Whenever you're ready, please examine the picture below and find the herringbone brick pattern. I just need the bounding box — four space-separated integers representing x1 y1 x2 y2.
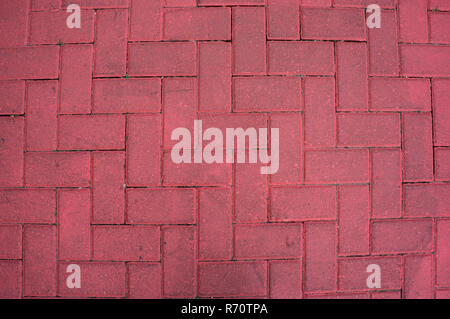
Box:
0 0 449 299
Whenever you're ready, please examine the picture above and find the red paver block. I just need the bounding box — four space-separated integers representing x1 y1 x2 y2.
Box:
128 263 161 299
404 255 433 299
198 42 231 112
0 225 22 259
333 0 396 8
305 150 369 183
0 189 55 223
368 11 399 76
404 184 450 217
60 44 93 114
198 113 267 150
128 42 196 76
269 260 302 299
234 77 301 112
0 261 22 299
0 117 24 187
400 45 450 77
437 220 450 287
93 226 160 261
302 8 366 41
338 257 401 290
31 0 60 10
163 78 196 149
433 79 450 146
371 149 402 219
371 291 401 299
234 224 302 259
165 0 195 6
0 81 25 114
430 0 450 11
270 113 302 184
127 188 195 224
430 12 450 44
232 7 266 75
94 9 127 77
163 152 232 186
164 8 230 40
26 81 57 151
127 115 161 186
271 186 336 221
163 226 196 298
198 262 266 297
369 78 431 111
235 163 267 222
129 0 161 41
198 188 232 260
268 41 334 75
436 148 450 181
58 189 91 260
399 0 428 43
198 112 268 130
30 10 94 44
306 292 370 299
0 46 60 80
93 151 125 224
0 0 28 47
25 151 90 187
267 0 299 40
301 0 331 6
337 113 400 147
24 225 57 296
372 219 432 253
58 262 125 297
199 0 264 5
402 113 433 181
58 114 125 150
62 0 129 9
305 222 336 292
304 77 335 147
336 42 368 110
338 185 369 255
93 78 161 113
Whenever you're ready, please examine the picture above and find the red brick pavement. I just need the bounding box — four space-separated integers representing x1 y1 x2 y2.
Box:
0 0 449 299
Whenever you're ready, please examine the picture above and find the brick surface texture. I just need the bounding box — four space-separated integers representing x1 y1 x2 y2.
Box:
0 0 449 299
